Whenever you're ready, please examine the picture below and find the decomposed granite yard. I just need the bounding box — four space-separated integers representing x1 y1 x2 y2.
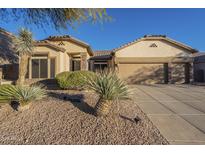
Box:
0 90 168 145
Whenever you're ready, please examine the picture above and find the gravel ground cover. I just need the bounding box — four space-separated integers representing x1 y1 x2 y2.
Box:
0 90 168 145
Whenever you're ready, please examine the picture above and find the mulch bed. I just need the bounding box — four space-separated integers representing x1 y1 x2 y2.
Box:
0 90 168 145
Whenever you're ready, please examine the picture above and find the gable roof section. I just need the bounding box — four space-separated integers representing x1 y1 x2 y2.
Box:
35 40 66 52
113 35 198 54
43 35 93 56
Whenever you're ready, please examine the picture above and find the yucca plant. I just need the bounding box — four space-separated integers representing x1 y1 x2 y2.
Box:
85 71 130 117
14 28 34 85
0 84 47 107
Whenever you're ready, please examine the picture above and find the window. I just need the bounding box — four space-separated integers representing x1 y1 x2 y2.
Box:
31 59 48 78
93 61 108 72
32 59 40 78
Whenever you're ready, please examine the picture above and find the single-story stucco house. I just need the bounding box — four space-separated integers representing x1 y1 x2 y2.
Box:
1 27 205 84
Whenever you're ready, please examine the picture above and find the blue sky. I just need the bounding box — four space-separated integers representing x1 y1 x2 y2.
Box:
1 8 205 51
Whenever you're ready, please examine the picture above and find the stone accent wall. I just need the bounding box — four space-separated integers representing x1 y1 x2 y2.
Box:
80 53 87 70
88 60 94 71
169 63 185 84
190 63 194 83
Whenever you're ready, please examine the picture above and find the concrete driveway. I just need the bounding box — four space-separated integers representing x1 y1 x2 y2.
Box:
131 84 205 144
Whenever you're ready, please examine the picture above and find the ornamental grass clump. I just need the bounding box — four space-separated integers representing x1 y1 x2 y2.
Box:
85 71 130 117
0 84 47 108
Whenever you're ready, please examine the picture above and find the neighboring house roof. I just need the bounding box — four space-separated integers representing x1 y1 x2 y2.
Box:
90 50 113 60
93 50 113 56
35 40 66 52
192 52 205 57
43 35 93 56
0 27 18 65
112 35 198 54
192 52 205 63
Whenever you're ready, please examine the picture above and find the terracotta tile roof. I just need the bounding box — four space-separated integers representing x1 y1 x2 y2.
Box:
144 35 166 38
47 35 71 39
35 40 66 52
90 50 113 60
45 35 90 46
93 50 113 56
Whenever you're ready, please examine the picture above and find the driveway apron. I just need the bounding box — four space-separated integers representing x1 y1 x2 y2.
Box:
131 85 205 144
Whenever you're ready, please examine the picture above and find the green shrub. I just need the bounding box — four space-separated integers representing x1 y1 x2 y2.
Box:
0 84 47 106
56 71 96 89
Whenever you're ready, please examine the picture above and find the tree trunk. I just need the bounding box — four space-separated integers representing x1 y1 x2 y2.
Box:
17 54 29 85
95 99 112 116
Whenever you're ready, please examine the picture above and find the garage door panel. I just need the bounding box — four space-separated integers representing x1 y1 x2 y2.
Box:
118 64 164 84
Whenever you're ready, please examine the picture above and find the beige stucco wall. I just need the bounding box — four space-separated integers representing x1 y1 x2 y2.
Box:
49 40 90 70
33 46 62 74
33 46 60 57
50 40 90 58
115 40 192 58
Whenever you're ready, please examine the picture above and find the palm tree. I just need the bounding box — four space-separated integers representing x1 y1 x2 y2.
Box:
85 71 130 117
14 28 34 85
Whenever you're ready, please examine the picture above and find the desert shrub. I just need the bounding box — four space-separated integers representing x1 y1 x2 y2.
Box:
0 84 47 106
56 71 96 90
85 71 130 116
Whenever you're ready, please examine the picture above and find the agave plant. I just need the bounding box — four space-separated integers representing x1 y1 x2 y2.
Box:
85 71 130 116
0 84 47 107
